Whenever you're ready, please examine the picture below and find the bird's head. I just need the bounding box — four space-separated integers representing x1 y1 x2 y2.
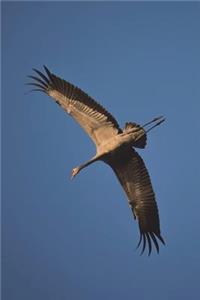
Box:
71 167 80 179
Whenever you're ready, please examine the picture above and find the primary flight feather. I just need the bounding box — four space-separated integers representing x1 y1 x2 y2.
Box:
28 66 165 255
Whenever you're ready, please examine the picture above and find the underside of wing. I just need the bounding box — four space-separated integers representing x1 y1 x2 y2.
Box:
28 66 122 147
105 148 165 255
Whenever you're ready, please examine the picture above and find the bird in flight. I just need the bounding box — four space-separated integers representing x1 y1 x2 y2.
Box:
28 66 165 255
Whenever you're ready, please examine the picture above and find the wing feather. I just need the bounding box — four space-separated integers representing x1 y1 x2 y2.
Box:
28 66 122 147
106 148 165 255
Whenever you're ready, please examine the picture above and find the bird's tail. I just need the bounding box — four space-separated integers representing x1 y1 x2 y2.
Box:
123 122 147 149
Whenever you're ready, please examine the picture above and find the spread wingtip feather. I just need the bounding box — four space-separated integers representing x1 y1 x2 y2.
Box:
136 232 165 256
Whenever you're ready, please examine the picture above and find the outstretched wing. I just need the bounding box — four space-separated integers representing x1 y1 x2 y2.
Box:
106 148 165 255
28 66 122 147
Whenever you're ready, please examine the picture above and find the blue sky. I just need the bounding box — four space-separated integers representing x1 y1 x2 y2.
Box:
2 2 200 300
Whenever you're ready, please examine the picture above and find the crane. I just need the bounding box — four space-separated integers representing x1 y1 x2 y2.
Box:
28 66 165 255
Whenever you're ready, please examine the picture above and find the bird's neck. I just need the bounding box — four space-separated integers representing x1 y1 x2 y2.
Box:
78 155 101 172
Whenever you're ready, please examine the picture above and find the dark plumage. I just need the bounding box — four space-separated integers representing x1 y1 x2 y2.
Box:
28 66 165 255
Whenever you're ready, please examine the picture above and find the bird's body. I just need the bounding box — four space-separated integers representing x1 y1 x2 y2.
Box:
28 66 165 255
97 127 145 155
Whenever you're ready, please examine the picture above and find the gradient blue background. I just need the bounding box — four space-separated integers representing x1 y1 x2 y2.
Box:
2 2 200 300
